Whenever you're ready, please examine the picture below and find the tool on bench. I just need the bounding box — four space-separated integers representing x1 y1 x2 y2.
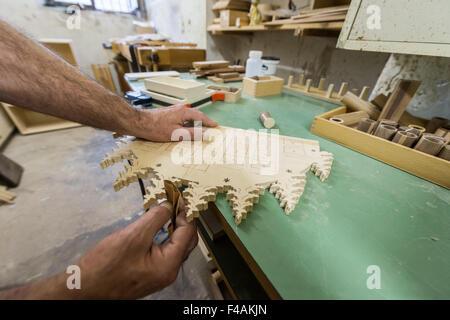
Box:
125 91 153 107
126 91 226 108
185 92 226 108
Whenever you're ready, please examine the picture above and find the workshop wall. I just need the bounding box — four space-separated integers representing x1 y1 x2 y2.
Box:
0 0 136 77
145 0 207 49
371 54 450 120
206 0 390 93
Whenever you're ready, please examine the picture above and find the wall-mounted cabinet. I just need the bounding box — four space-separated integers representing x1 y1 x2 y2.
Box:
337 0 450 57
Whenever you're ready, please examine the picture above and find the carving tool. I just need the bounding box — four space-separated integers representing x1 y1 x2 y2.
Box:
163 180 182 235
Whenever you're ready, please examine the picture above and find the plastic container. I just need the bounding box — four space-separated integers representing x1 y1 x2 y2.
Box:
261 56 280 75
245 50 263 77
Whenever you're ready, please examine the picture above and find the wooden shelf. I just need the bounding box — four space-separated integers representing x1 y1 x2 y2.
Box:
207 21 343 35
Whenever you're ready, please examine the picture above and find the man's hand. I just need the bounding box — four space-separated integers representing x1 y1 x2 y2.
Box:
77 197 197 299
0 198 198 300
134 104 218 142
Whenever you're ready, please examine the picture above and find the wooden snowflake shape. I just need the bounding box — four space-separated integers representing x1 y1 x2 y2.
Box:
100 127 333 225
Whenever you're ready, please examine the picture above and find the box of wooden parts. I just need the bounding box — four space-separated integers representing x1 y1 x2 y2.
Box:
311 106 450 189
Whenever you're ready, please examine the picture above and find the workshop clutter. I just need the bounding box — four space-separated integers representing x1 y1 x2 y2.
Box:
190 60 245 83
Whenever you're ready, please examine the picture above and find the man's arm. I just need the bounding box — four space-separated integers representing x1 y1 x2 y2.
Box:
0 199 198 299
0 20 217 141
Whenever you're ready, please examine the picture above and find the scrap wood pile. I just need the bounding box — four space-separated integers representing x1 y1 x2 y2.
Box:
264 4 349 26
190 60 245 83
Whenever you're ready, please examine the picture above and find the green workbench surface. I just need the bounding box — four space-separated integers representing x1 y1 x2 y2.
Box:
128 75 449 299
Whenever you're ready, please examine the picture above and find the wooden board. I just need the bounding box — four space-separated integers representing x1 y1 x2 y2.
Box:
91 64 116 92
192 60 230 70
100 127 333 225
208 74 245 83
265 13 346 25
39 39 79 67
125 71 180 80
1 39 82 135
378 79 421 122
311 106 450 189
1 103 81 135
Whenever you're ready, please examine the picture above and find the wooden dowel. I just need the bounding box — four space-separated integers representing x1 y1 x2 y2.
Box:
325 84 334 98
337 82 348 96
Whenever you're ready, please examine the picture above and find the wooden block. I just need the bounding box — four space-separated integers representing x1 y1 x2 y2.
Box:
333 111 369 127
193 60 230 70
220 10 250 27
144 76 207 100
243 76 284 97
378 80 421 122
0 154 23 188
341 92 380 120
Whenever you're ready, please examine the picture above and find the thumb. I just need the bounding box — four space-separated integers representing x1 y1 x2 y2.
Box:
137 204 173 247
183 108 218 127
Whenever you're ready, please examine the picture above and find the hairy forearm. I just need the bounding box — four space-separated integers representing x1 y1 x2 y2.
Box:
0 273 81 300
0 20 147 136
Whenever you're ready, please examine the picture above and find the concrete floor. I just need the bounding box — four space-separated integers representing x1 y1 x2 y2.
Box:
0 127 215 299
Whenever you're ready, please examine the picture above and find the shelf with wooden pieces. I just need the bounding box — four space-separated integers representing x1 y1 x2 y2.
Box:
284 74 371 105
100 127 333 225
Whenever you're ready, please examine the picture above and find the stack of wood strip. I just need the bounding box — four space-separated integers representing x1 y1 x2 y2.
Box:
190 60 245 83
0 186 16 204
264 4 349 26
